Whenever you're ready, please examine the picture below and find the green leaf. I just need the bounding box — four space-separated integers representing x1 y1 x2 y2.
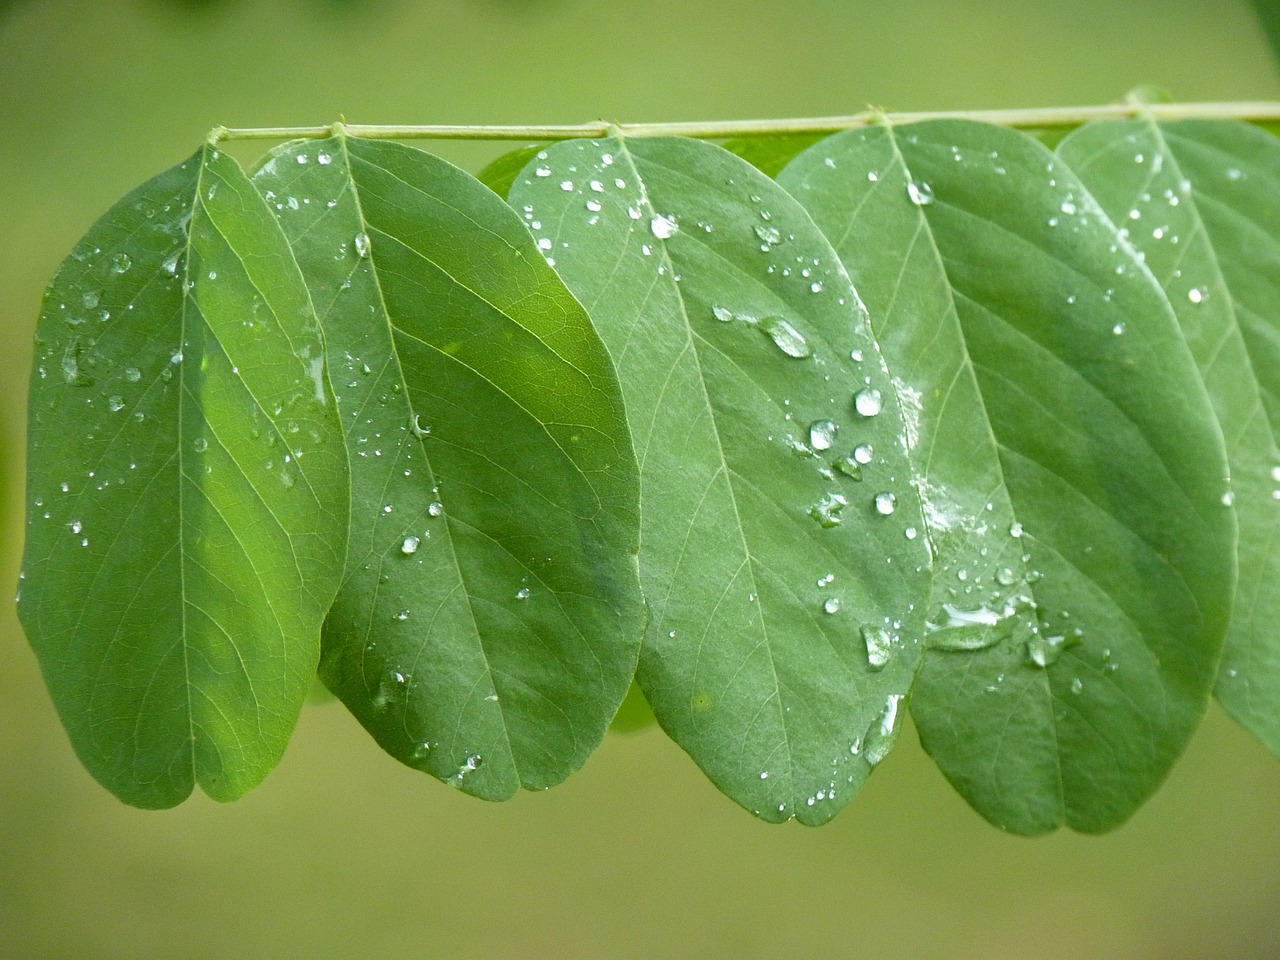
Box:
511 136 932 825
780 121 1236 833
252 133 644 798
476 144 544 199
720 134 826 178
1060 119 1280 757
19 144 349 808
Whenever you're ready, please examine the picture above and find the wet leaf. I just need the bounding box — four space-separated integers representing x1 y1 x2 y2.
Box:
1060 119 1280 759
512 136 931 825
253 133 643 798
19 145 349 808
781 121 1236 833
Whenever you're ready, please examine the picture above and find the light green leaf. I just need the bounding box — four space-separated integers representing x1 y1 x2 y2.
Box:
253 133 644 798
1061 119 1280 757
19 144 349 808
512 136 932 825
476 144 544 199
780 120 1236 833
721 134 827 178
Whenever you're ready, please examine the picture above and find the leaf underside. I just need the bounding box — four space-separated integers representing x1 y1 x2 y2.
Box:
20 115 1280 832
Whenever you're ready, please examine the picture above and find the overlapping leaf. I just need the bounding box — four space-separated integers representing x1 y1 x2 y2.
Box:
511 136 932 824
19 145 349 808
779 120 1237 833
252 133 644 798
1060 119 1280 758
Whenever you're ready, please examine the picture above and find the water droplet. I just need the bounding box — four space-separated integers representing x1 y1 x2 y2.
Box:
1188 286 1205 304
834 457 862 480
110 253 132 274
516 587 531 600
650 214 678 239
754 224 782 245
810 281 824 294
853 388 882 417
874 492 897 515
535 166 551 178
711 305 734 323
862 694 904 766
808 419 837 451
68 520 83 535
1222 490 1235 507
1025 632 1070 668
354 233 371 258
907 181 934 206
862 625 893 670
809 492 848 528
853 443 874 465
995 567 1017 586
410 414 431 438
124 366 141 383
193 437 208 453
758 316 810 358
401 535 420 555
107 395 125 413
428 500 444 517
559 180 574 192
373 670 408 708
393 609 411 622
1009 521 1024 538
823 597 841 615
1071 677 1084 695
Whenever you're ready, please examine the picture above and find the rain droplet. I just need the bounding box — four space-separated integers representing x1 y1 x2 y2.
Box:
107 395 125 413
808 420 837 451
712 305 734 322
996 567 1017 586
862 626 893 670
354 233 371 258
394 609 411 622
823 597 842 615
754 224 782 245
650 214 678 239
758 316 810 358
401 535 420 555
1188 287 1205 304
854 388 882 417
428 501 444 517
862 694 903 767
1071 677 1084 695
853 443 874 464
874 492 897 515
834 457 862 480
110 253 132 274
907 181 934 206
124 367 142 383
193 437 208 453
516 587 531 600
809 492 848 528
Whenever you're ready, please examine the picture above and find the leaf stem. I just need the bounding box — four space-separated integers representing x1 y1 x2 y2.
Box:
212 101 1280 143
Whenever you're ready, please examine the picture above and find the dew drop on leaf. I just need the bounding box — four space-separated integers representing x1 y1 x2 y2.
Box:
427 501 444 517
757 316 810 358
650 213 678 239
853 388 883 417
861 625 894 670
808 419 838 451
907 181 935 206
874 492 897 515
401 535 420 555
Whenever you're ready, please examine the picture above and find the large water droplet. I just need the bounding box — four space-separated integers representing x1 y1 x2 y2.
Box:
862 694 903 766
650 214 678 239
427 501 444 517
401 535 420 555
861 625 894 670
1025 632 1070 668
854 388 882 417
808 420 837 451
354 233 371 258
758 316 810 358
754 224 782 245
834 457 862 480
809 492 848 528
874 492 897 515
712 305 734 323
907 181 935 206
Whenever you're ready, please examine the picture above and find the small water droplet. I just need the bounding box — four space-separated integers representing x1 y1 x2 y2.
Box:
107 395 125 413
110 253 132 274
516 586 531 600
68 520 83 535
834 457 862 480
874 492 897 515
808 419 837 451
907 181 934 206
124 367 142 383
711 305 734 323
823 597 841 615
853 388 882 417
1009 521 1024 538
401 535 420 555
862 694 903 766
193 437 208 453
1188 286 1205 304
428 501 444 517
1071 677 1084 695
354 233 371 258
394 609 411 622
650 213 678 239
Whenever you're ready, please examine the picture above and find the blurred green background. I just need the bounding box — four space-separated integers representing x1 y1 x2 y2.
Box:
4 1 1280 957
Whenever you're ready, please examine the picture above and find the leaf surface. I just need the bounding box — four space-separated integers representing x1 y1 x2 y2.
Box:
20 145 349 808
253 134 643 797
512 136 932 824
780 120 1236 833
1060 119 1280 757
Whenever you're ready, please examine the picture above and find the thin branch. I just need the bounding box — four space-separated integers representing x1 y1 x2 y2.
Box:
212 102 1280 143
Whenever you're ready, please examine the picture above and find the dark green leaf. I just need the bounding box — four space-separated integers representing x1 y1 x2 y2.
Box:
720 134 826 178
780 121 1236 833
253 133 644 798
512 136 932 825
1061 119 1280 757
19 144 349 808
476 144 545 199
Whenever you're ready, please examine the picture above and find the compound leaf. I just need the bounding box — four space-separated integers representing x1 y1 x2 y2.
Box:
20 144 349 808
512 136 932 825
253 133 643 798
